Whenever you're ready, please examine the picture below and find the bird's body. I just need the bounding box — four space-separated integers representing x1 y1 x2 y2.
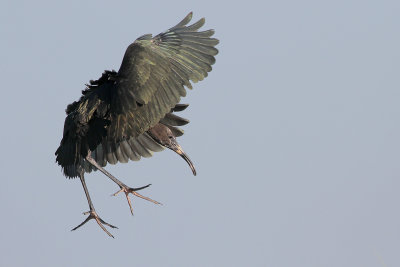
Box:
56 70 194 178
55 13 218 237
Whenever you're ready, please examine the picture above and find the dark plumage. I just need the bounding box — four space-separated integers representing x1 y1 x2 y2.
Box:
55 12 218 237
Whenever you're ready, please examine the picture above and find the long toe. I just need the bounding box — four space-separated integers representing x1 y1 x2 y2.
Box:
112 184 161 215
72 210 117 238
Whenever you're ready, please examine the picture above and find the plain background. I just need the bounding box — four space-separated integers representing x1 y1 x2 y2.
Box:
1 0 399 266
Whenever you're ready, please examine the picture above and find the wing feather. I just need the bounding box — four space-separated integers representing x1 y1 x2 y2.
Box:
106 142 118 164
130 139 152 158
140 133 164 152
160 113 189 126
171 103 189 112
109 12 218 142
87 107 185 171
115 144 129 163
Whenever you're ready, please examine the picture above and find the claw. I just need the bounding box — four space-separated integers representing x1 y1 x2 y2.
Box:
72 210 118 238
112 184 161 215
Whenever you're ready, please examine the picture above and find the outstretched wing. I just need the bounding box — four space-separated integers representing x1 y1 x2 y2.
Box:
107 12 218 142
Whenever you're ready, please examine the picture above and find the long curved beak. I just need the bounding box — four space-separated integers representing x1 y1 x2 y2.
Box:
171 144 197 176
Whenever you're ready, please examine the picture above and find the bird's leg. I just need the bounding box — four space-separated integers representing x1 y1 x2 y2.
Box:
85 153 161 215
72 171 118 238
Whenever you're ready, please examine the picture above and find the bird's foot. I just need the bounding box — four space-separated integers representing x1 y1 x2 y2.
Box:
112 184 161 215
72 209 118 238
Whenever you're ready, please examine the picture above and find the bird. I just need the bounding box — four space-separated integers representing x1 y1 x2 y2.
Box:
55 12 218 238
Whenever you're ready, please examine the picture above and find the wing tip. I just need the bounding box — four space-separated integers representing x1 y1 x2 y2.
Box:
173 12 193 29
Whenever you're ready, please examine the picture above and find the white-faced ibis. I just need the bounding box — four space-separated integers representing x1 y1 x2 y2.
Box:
55 12 218 237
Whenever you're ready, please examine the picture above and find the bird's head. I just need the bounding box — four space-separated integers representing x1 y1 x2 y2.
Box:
166 136 197 176
149 124 196 176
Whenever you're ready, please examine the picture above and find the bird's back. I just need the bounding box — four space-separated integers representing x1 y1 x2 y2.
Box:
55 71 115 177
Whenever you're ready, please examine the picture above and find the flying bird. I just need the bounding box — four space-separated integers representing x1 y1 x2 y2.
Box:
55 12 218 237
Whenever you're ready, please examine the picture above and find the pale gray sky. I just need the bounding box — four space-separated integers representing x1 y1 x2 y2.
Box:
1 0 399 266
